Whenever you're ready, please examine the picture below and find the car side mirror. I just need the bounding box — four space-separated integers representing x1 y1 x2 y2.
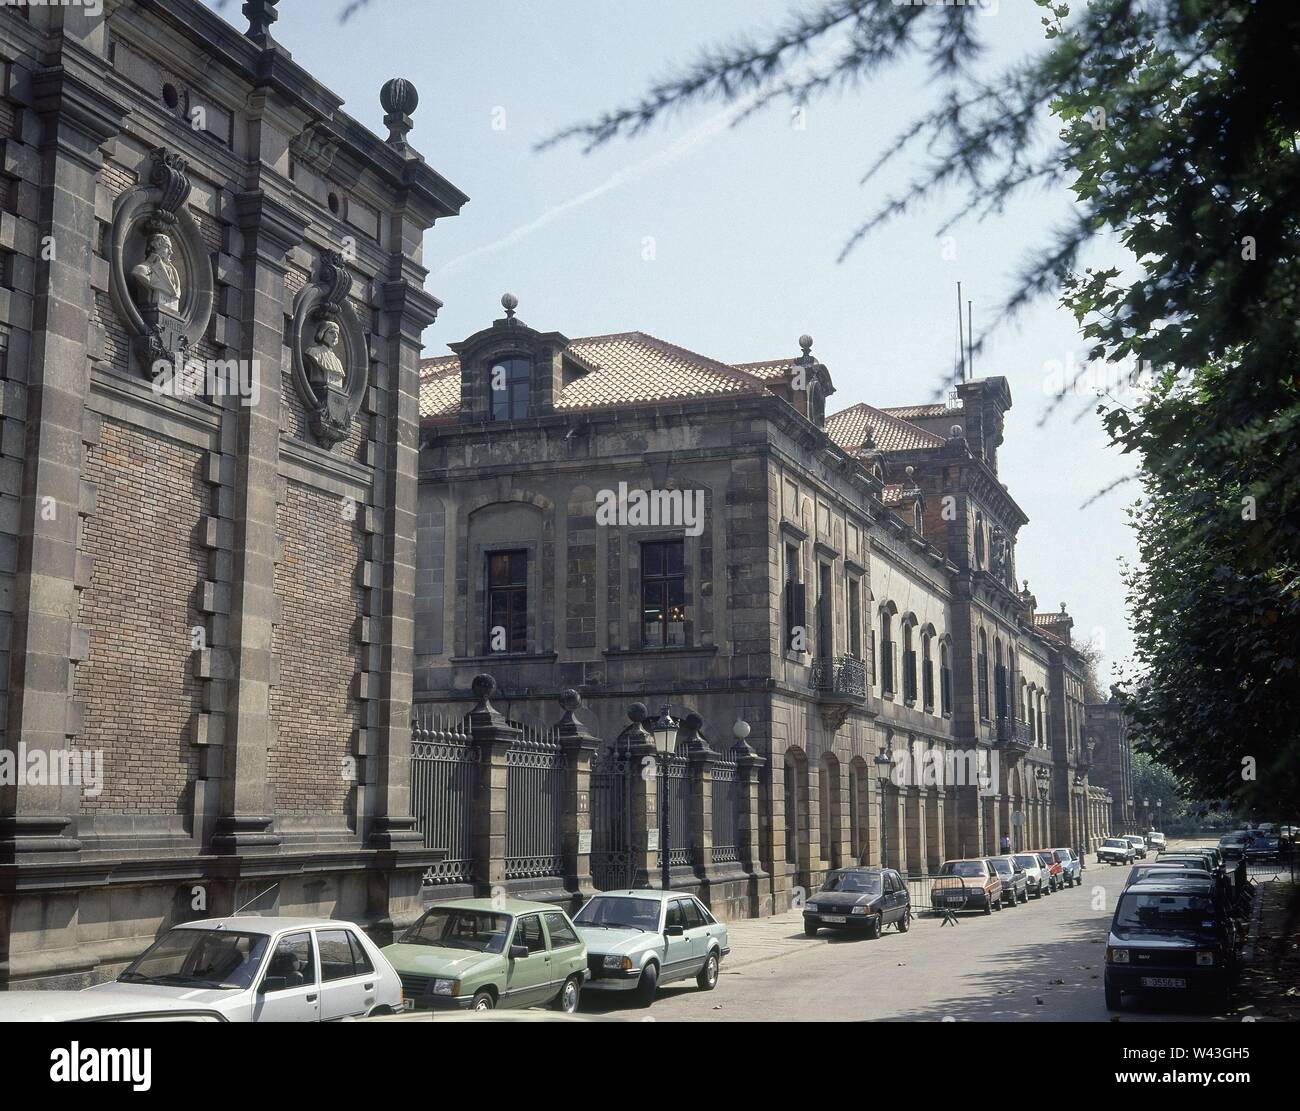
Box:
509 944 529 960
665 925 684 937
259 976 287 994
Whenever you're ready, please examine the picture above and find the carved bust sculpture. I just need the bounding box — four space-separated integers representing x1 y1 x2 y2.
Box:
305 319 346 392
129 232 182 315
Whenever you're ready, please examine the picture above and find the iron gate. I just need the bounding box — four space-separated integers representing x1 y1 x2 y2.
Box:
660 751 691 869
590 748 633 889
505 724 567 880
711 754 740 865
411 707 478 885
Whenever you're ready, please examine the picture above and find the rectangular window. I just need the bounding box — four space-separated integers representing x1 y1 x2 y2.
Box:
783 543 805 654
816 562 832 656
489 357 531 421
940 663 952 716
641 540 685 648
486 550 527 653
922 648 934 712
847 578 862 660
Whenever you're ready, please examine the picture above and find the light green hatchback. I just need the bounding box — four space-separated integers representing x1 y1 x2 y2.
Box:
382 898 588 1013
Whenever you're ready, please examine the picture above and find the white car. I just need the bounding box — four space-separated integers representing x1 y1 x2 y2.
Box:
0 992 227 1022
83 916 404 1022
1098 837 1137 865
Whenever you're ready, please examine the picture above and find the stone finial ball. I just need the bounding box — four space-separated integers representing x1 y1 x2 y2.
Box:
559 689 582 712
471 674 496 699
381 78 419 116
683 711 704 732
733 719 751 741
951 424 963 438
799 334 813 356
501 292 519 314
627 702 648 723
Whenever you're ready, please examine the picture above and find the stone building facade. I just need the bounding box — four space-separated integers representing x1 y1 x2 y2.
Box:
0 0 467 987
1087 693 1136 834
415 304 1118 918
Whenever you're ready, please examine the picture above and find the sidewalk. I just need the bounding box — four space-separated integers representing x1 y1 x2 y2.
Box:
721 908 809 970
1237 878 1300 1021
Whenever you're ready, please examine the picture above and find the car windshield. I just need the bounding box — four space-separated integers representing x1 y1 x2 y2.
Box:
118 928 268 989
1114 892 1218 934
1104 839 1129 848
940 861 986 878
401 908 510 953
574 897 661 931
1056 850 1072 861
1013 855 1039 868
820 872 882 894
990 859 1012 874
1037 853 1055 865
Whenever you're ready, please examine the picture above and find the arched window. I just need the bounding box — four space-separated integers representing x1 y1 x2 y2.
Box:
1037 692 1046 747
939 641 952 715
902 621 917 703
994 638 1007 721
879 610 895 696
913 502 924 536
974 512 986 567
977 629 990 720
921 633 934 711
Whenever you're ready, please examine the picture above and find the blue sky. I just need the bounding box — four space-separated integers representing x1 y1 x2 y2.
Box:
209 0 1138 682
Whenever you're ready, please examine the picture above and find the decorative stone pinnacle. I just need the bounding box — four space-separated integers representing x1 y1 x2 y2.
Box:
626 702 647 724
471 673 496 707
799 334 813 358
380 78 419 150
501 292 518 320
243 0 279 46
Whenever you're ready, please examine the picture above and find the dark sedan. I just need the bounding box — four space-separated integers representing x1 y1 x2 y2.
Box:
803 867 911 939
1104 885 1236 1010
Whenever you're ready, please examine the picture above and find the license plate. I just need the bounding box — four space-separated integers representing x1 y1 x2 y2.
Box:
1140 976 1186 989
821 914 846 924
946 895 966 904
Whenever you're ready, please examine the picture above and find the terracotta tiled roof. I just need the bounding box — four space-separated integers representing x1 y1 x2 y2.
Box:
418 332 765 418
880 403 955 420
881 483 904 506
733 358 792 381
823 402 947 455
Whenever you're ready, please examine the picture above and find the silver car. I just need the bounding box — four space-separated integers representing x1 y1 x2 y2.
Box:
83 916 404 1021
574 890 729 1007
989 856 1029 905
1012 852 1052 897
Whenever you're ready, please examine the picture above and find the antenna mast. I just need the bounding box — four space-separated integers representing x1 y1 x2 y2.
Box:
967 298 974 380
956 281 966 381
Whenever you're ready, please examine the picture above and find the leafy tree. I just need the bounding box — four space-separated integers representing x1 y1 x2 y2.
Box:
548 0 1300 816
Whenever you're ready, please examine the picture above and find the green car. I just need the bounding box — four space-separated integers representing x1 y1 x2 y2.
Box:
382 898 588 1013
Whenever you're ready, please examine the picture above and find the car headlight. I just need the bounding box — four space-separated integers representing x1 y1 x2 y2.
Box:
804 904 818 913
602 954 633 971
851 905 870 915
1197 951 1215 967
1107 948 1130 964
432 979 460 997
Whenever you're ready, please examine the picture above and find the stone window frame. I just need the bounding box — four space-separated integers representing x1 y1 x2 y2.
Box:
878 600 898 699
977 627 990 721
484 548 529 654
623 525 698 652
638 536 687 649
900 612 919 706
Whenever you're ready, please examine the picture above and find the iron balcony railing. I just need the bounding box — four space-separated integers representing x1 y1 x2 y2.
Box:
811 655 868 699
995 715 1032 752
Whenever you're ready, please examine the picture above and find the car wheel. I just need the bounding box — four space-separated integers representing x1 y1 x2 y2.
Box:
983 897 993 915
897 909 911 933
696 951 720 991
635 962 659 1007
471 990 495 1012
552 974 582 1013
867 914 882 939
803 921 819 937
1104 981 1122 1010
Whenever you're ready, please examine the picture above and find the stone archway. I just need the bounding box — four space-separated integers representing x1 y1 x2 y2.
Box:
783 747 812 895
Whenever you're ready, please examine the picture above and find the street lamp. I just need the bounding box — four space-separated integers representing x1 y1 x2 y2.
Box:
874 750 893 867
650 704 679 891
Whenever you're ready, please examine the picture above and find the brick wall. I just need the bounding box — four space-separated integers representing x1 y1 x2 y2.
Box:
268 479 363 817
74 420 205 813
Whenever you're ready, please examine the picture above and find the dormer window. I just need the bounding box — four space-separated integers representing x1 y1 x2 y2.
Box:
489 357 531 421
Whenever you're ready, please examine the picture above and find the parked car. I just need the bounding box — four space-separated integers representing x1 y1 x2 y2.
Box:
573 890 728 1005
1098 838 1137 865
0 992 228 1023
988 856 1028 906
801 867 911 938
803 867 912 937
84 917 403 1022
1130 873 1237 937
1246 836 1281 862
1218 832 1250 862
1105 884 1237 1010
383 899 587 1013
1124 835 1149 860
1013 852 1052 898
1031 849 1065 890
1147 832 1167 854
1052 848 1082 887
1160 850 1220 875
1124 862 1213 889
932 858 1004 914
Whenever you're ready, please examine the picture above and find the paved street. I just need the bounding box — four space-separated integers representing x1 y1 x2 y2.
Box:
582 842 1247 1022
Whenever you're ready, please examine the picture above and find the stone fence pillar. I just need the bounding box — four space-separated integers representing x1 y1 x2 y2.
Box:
466 675 519 895
615 704 659 889
733 733 768 915
555 689 599 903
